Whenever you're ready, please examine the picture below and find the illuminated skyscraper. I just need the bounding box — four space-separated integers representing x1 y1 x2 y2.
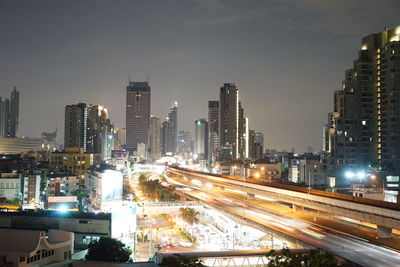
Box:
324 26 400 183
126 81 151 153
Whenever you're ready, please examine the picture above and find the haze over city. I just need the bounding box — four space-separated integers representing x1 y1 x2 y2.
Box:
1 0 399 152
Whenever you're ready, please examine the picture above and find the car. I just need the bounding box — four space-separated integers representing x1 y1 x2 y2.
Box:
163 243 175 249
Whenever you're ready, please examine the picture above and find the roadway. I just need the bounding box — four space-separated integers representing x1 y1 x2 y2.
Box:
165 170 400 267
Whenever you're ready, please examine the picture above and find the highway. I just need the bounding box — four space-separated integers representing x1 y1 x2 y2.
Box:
165 169 400 267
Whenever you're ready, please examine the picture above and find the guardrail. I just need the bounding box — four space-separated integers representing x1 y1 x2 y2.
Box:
169 166 400 211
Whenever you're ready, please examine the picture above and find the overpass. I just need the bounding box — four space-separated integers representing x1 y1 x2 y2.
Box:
135 201 202 215
167 167 400 238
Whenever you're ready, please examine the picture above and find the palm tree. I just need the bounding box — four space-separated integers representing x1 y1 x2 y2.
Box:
179 208 199 225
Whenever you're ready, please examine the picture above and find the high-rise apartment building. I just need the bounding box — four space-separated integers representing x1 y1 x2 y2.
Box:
64 103 87 150
219 83 248 159
219 83 240 158
64 103 114 159
0 87 19 138
126 81 151 154
324 26 400 179
208 101 219 163
194 119 209 160
149 116 161 158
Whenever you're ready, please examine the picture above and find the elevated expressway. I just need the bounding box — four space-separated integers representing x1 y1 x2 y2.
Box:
165 167 400 267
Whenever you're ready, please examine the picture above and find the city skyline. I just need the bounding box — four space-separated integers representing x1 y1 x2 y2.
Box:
1 1 399 152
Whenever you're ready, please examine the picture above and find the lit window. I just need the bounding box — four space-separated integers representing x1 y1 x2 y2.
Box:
362 120 367 125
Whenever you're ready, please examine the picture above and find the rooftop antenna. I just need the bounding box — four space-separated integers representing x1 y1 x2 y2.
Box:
129 74 133 83
146 73 150 84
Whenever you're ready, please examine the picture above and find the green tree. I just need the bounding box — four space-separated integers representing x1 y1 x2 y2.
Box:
265 248 341 267
160 254 206 267
85 237 131 262
179 208 199 225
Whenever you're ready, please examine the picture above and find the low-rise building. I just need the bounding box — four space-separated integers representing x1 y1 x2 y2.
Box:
85 165 123 211
50 148 94 179
250 163 282 180
0 173 21 202
0 228 73 266
47 173 80 196
0 210 111 250
22 174 41 209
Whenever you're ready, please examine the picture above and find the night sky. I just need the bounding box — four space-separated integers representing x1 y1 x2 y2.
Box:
0 0 399 152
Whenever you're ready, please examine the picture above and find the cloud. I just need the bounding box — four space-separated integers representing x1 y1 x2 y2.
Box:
192 0 226 13
289 0 400 36
185 8 270 26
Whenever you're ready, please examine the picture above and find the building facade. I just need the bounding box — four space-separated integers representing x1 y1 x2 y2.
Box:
208 101 220 164
324 26 400 182
126 81 151 154
49 148 94 179
194 119 209 161
149 116 161 159
219 83 240 159
0 87 19 138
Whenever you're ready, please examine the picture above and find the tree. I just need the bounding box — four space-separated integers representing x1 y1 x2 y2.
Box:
160 254 206 267
85 237 131 262
179 208 199 225
266 248 341 267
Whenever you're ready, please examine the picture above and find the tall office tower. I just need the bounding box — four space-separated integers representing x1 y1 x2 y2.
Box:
126 81 151 154
208 101 219 163
219 83 240 159
64 103 88 150
0 87 19 138
9 86 19 138
149 116 161 158
249 130 264 160
324 26 400 181
194 119 209 160
168 101 178 154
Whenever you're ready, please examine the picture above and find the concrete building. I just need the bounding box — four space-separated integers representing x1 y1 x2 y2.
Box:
208 101 219 164
298 159 325 187
0 87 19 138
22 174 41 209
64 103 114 160
126 81 151 154
194 119 209 161
0 210 111 250
251 163 282 180
0 228 73 266
0 173 20 202
64 103 87 151
249 130 264 160
47 173 80 197
324 25 400 183
219 83 248 159
49 148 94 179
86 166 123 211
149 116 161 159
